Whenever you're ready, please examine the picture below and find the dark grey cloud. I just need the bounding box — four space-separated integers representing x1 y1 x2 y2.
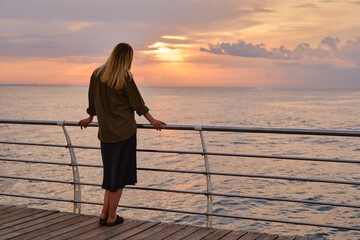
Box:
200 37 360 66
200 41 293 59
277 61 360 88
341 37 360 65
321 37 340 51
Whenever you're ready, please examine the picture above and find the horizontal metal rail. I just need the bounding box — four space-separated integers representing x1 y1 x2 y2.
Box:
139 149 360 164
125 186 360 209
0 141 67 148
2 141 360 164
138 168 360 186
1 159 359 185
1 119 360 137
0 192 359 231
1 175 359 209
0 158 71 166
1 118 359 232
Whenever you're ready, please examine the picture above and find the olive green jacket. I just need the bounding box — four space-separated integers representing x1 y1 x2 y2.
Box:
87 71 149 143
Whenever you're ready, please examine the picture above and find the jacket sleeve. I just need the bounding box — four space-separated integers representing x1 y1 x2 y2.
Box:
86 73 97 116
125 77 149 116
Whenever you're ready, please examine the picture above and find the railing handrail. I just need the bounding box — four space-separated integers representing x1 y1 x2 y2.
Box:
1 118 359 233
2 174 360 209
1 159 359 185
2 142 360 164
1 118 360 137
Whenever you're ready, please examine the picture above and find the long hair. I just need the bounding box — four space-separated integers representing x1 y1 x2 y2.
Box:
95 43 133 90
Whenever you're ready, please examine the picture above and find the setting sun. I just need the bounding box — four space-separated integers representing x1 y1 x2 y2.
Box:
142 42 188 62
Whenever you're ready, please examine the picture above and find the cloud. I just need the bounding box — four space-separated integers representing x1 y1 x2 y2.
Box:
201 41 293 59
347 1 360 5
0 0 265 29
162 36 186 40
277 61 360 88
295 3 319 8
68 22 97 31
199 37 360 88
0 0 262 58
200 37 360 66
340 37 360 64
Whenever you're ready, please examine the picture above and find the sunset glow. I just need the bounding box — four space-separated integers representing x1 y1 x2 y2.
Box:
0 0 359 87
162 36 187 40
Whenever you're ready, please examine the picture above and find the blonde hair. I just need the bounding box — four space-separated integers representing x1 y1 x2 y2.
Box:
95 43 133 90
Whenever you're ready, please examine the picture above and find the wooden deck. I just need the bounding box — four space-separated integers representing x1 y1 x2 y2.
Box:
0 204 322 240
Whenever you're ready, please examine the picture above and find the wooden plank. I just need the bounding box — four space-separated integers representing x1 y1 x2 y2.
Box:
126 222 171 240
0 208 31 220
295 237 322 240
201 229 232 239
65 222 107 240
0 205 17 211
0 212 67 238
162 225 202 239
0 205 15 211
182 227 216 239
0 206 24 216
0 206 45 226
36 216 98 240
238 231 262 240
50 217 103 239
256 233 279 240
0 211 64 238
146 223 188 240
219 230 248 240
0 206 324 240
107 221 161 240
0 209 59 235
19 214 89 240
69 219 147 240
0 208 57 231
276 236 296 240
87 219 148 240
10 213 80 240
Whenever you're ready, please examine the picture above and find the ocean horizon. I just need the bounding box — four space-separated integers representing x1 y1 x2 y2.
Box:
2 84 360 90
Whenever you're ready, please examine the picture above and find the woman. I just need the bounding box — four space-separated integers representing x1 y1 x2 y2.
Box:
78 43 166 226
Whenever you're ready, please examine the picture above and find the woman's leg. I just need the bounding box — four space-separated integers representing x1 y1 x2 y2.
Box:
106 189 123 223
100 190 110 220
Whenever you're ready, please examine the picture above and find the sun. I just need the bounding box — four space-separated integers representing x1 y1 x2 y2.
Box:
141 36 195 62
143 42 184 62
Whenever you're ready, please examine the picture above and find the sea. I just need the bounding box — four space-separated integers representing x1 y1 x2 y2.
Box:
0 86 359 239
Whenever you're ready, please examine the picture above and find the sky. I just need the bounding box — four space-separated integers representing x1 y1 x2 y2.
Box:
0 0 360 88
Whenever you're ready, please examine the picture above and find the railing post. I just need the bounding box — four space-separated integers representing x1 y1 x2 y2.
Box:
195 125 213 228
58 121 81 213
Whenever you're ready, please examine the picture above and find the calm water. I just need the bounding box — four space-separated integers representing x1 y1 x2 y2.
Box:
0 86 359 239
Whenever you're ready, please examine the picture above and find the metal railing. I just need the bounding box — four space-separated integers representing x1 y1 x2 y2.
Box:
0 118 359 231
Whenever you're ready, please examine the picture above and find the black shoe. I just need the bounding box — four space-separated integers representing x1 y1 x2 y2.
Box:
99 218 107 226
106 215 124 226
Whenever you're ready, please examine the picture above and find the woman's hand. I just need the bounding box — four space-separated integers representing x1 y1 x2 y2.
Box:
150 119 167 131
78 115 93 129
144 112 166 131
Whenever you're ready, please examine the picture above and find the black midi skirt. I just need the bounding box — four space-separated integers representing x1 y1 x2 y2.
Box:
100 133 137 192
